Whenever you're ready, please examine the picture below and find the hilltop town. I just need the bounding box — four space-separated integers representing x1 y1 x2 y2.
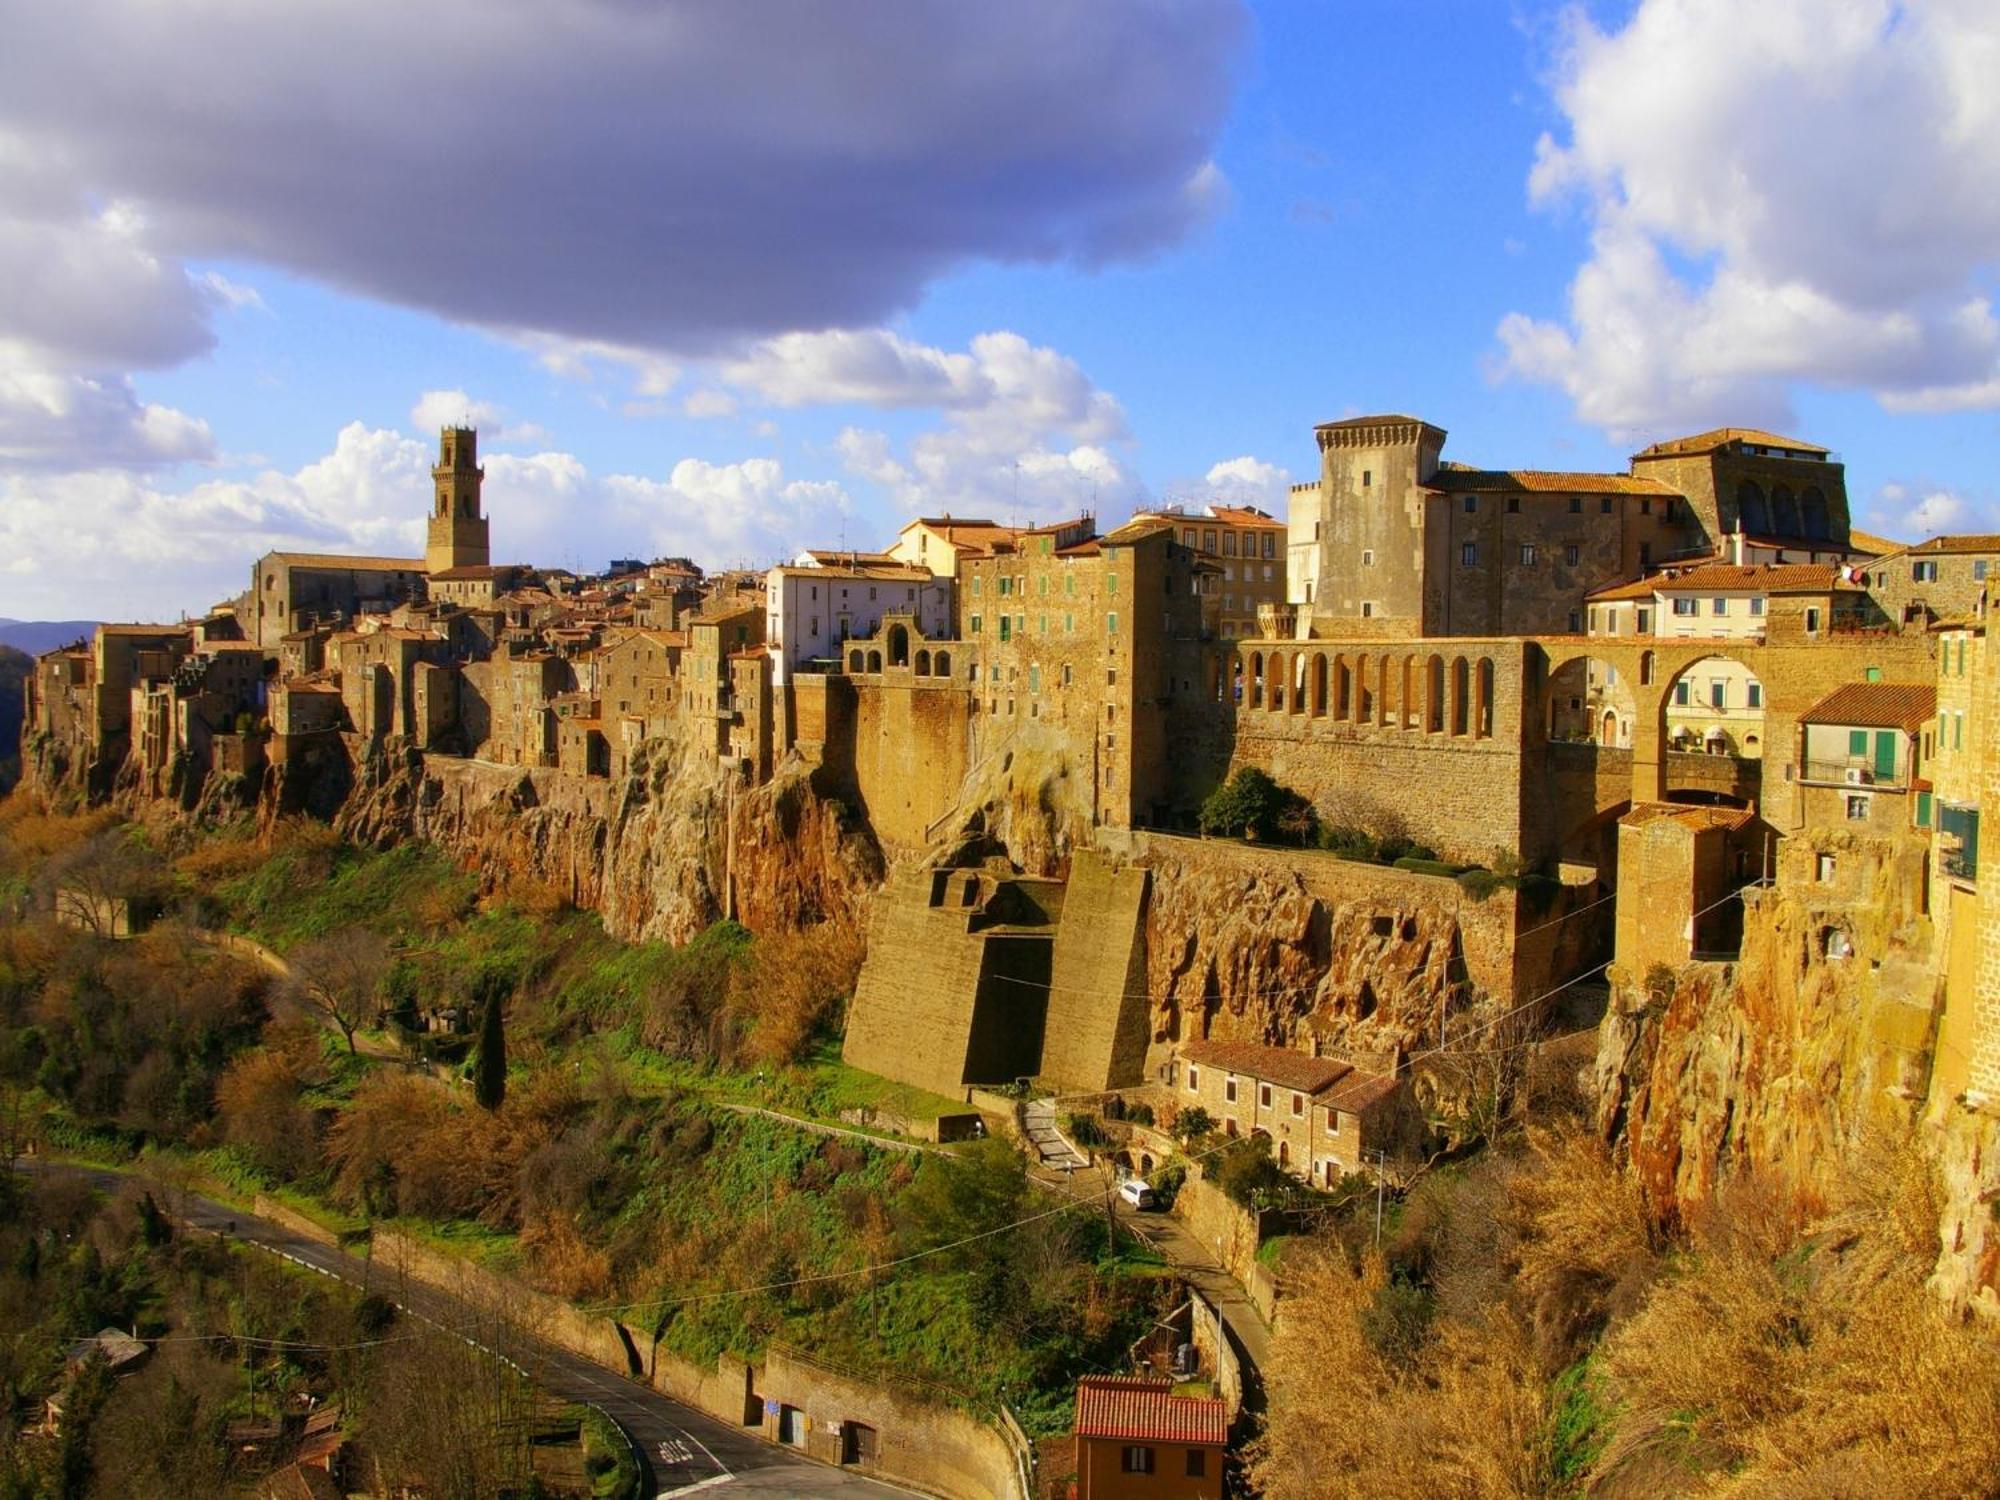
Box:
15 411 2000 1490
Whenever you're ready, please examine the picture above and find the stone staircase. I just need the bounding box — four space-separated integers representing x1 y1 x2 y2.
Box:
1022 1097 1089 1171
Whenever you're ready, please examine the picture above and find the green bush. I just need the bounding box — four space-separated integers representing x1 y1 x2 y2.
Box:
1456 868 1502 902
1199 768 1316 845
1393 856 1461 878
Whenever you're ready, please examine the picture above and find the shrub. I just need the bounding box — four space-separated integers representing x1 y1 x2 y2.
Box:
1456 868 1502 902
1171 1106 1216 1143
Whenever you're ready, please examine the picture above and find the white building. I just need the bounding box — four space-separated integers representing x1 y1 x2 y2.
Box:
764 560 953 685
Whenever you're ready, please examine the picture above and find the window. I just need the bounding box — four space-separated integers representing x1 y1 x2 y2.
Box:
1672 598 1698 616
1203 529 1217 552
1461 542 1478 567
1186 1066 1199 1093
1362 549 1374 567
1463 495 1477 513
1361 601 1374 618
1817 853 1836 882
1264 533 1276 559
1106 611 1118 636
1507 496 1521 514
970 614 983 635
1224 1077 1238 1104
1186 1449 1208 1478
1976 561 1990 581
1106 574 1118 595
998 616 1011 642
1565 544 1580 566
1519 544 1537 566
1746 682 1762 708
1639 542 1652 565
1181 527 1196 546
1640 498 1652 514
1569 495 1582 514
1846 794 1869 821
1674 680 1691 706
1805 607 1822 633
971 577 981 596
1224 532 1237 557
1709 679 1726 708
1914 560 1939 582
1362 469 1373 488
1749 597 1764 616
1121 1446 1155 1475
1568 610 1582 632
1638 608 1652 633
1711 597 1727 615
1258 1083 1272 1109
1601 496 1614 514
1291 1091 1304 1117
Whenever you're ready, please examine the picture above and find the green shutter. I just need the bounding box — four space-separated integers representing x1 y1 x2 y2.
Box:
1848 729 1868 756
1917 790 1932 827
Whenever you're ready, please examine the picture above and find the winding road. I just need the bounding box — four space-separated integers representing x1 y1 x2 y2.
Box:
15 1162 920 1499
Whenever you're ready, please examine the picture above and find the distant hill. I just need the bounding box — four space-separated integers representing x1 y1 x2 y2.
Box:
0 619 97 655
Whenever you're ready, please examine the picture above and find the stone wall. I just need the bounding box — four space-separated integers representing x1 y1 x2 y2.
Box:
1040 851 1151 1091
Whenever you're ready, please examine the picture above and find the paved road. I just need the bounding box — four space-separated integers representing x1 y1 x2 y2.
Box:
16 1162 918 1499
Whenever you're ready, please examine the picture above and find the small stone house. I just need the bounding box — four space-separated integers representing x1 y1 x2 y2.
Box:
1795 681 1936 836
1073 1376 1226 1500
1169 1038 1411 1186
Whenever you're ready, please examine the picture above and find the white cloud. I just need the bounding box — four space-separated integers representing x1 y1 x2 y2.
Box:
1499 0 2000 438
1197 455 1291 509
1858 479 1998 541
1 422 849 618
408 388 547 447
680 389 738 420
0 350 213 470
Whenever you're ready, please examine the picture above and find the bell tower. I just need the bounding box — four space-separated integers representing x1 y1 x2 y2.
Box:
426 426 490 574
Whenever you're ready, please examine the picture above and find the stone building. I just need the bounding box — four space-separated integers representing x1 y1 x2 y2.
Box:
1794 682 1936 837
1132 503 1285 641
1865 534 2000 630
249 552 425 650
1168 1038 1413 1184
1072 1377 1226 1500
425 426 490 575
764 560 950 685
888 514 1094 579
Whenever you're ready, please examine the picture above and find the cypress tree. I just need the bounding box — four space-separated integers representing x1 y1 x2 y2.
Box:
474 979 507 1111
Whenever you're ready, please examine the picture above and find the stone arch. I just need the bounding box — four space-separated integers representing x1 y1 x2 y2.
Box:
1293 653 1308 715
847 648 864 673
1451 656 1470 736
1735 479 1769 535
1545 655 1634 746
887 623 910 667
1476 657 1495 738
866 648 883 674
1426 655 1445 733
1801 487 1830 540
1335 655 1353 719
914 648 932 676
1771 484 1799 536
1373 654 1388 725
1250 651 1264 708
1658 653 1767 811
1639 649 1656 686
1398 656 1414 729
1310 652 1328 717
1267 651 1285 712
935 650 951 678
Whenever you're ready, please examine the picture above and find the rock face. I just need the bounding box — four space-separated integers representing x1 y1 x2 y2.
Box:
1592 835 1938 1225
1129 834 1529 1067
322 737 883 944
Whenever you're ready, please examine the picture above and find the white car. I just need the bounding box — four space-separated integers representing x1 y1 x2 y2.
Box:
1118 1178 1158 1210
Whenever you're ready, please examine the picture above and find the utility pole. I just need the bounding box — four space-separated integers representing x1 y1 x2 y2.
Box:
1372 1149 1387 1249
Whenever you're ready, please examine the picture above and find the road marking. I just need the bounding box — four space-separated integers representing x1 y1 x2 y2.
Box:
653 1476 734 1498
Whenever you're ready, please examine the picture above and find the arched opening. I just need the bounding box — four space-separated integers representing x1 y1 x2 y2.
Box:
1771 485 1799 536
1426 656 1445 733
1293 653 1308 715
914 648 932 676
1801 487 1830 540
1250 652 1264 708
1451 657 1470 736
1639 649 1656 687
934 650 951 677
1659 653 1767 810
1398 656 1414 729
1546 656 1635 747
887 624 910 667
1268 652 1286 712
1375 655 1390 726
1232 655 1245 706
1335 656 1353 720
866 649 883 673
847 649 864 673
1735 479 1769 535
1476 657 1495 738
1310 653 1328 717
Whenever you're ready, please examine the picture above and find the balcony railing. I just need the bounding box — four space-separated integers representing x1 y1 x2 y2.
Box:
1796 760 1906 791
1942 846 1978 882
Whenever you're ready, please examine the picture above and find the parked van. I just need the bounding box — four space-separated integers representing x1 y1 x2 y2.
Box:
1118 1178 1157 1210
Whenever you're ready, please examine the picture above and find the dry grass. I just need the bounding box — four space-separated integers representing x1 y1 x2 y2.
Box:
725 919 865 1069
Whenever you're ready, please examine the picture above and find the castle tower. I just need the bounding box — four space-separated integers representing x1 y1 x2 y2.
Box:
426 426 490 574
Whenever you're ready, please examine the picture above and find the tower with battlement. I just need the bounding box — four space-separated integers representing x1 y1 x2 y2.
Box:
426 426 490 575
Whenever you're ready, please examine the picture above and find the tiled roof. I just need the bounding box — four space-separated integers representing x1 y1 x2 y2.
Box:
1622 802 1758 832
1896 533 2000 557
1181 1039 1352 1096
1632 428 1829 459
1429 467 1675 496
429 564 522 581
1202 505 1284 527
1074 1377 1227 1446
1650 562 1853 595
1585 576 1665 603
268 552 423 570
1100 517 1178 547
1843 530 1904 556
1800 682 1937 733
800 549 898 568
1320 1071 1404 1115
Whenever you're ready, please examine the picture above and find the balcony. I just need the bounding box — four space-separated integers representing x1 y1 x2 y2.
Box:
1938 802 1979 882
1796 760 1907 792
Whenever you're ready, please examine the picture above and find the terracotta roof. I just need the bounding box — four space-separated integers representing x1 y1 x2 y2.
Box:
1801 682 1937 733
1895 533 2000 557
800 549 898 568
1100 517 1178 547
1650 562 1854 595
1429 467 1675 496
1074 1377 1227 1446
1633 428 1829 459
97 623 188 636
1844 530 1904 556
1585 576 1664 603
1622 802 1757 832
1057 539 1103 557
1180 1039 1348 1095
1320 1071 1405 1114
1200 505 1284 527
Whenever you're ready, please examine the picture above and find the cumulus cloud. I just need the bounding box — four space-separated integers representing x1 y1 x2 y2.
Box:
1 422 849 619
1498 0 2000 438
1859 480 1998 541
408 388 547 446
1196 456 1291 509
1 1 1243 359
811 331 1137 522
0 358 214 470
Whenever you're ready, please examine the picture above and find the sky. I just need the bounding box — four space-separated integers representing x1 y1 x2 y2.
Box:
2 0 1998 621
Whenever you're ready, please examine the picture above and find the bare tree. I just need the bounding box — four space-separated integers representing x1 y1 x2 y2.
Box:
36 828 160 937
285 927 392 1054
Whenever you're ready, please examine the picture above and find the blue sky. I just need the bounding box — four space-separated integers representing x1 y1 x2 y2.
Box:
3 0 1997 618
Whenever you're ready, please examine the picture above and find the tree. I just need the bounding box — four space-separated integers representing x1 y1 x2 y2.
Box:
472 974 507 1111
35 827 162 936
1171 1105 1216 1143
1198 767 1315 844
285 927 391 1054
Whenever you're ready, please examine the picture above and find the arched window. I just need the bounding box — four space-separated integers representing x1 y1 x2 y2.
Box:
887 624 910 667
1771 485 1799 536
866 649 882 673
1735 479 1769 535
847 649 864 673
1801 487 1830 540
1250 652 1264 708
935 651 951 678
1269 652 1286 711
1335 656 1353 720
1639 649 1656 686
1293 654 1308 714
1232 655 1245 706
1399 656 1415 729
914 648 931 676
